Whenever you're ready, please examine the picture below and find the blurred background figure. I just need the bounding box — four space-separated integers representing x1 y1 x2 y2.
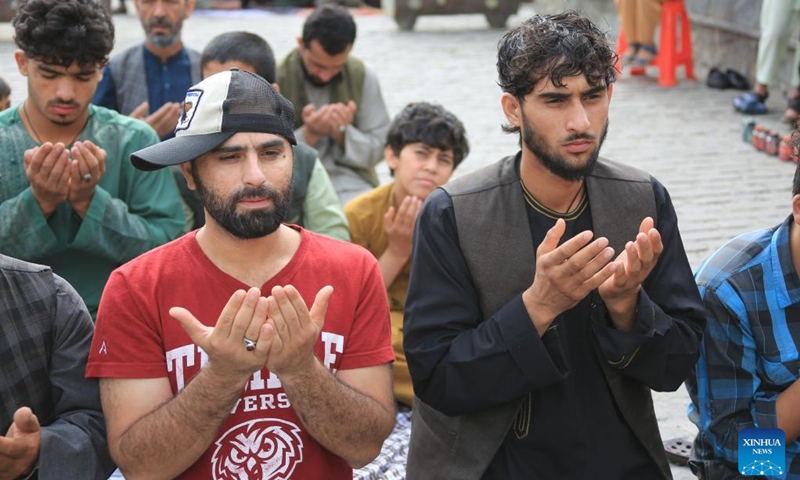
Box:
277 3 391 204
0 76 10 111
93 0 198 140
616 0 663 68
732 0 800 121
113 0 127 14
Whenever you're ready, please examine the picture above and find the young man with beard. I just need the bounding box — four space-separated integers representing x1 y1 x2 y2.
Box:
86 69 395 479
277 3 391 204
403 11 705 480
93 0 198 140
195 31 350 241
0 0 186 318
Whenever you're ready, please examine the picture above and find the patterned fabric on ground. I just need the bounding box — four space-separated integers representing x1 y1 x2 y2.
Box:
354 405 411 480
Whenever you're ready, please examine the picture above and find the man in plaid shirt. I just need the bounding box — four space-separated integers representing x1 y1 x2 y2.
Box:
0 254 114 480
687 157 800 479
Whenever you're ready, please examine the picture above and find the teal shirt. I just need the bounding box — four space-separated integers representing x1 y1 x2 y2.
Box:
0 105 186 317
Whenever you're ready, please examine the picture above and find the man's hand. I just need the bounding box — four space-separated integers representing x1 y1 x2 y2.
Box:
170 287 271 382
327 101 357 145
133 102 181 138
522 218 616 336
68 141 107 218
262 285 333 377
23 143 71 218
301 104 329 146
0 407 41 480
383 195 421 261
339 101 357 126
129 101 150 120
598 217 663 331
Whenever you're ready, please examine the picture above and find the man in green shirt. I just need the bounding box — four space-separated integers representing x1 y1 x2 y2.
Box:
0 0 186 317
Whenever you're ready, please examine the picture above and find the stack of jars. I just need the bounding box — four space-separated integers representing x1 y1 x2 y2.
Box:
742 118 797 163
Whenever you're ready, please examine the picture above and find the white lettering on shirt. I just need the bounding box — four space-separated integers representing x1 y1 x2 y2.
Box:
321 332 344 372
166 330 343 410
166 344 196 392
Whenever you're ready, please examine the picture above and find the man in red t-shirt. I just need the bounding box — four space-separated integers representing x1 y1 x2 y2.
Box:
86 69 395 480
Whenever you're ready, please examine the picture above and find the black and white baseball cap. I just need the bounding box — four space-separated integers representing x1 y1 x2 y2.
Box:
131 68 297 171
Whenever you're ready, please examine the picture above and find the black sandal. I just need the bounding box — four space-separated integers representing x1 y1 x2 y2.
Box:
620 43 641 67
631 44 657 66
786 95 800 122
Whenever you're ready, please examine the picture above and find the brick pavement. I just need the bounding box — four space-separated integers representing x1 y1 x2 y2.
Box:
0 4 796 478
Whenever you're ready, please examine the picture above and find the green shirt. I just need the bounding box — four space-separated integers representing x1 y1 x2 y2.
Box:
0 105 186 317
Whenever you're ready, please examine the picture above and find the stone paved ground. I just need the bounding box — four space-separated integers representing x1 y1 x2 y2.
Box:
1 3 796 478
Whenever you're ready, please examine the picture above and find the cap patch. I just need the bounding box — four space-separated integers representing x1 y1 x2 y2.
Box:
177 89 203 133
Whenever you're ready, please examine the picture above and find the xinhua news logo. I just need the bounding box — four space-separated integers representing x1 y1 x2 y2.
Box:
738 428 785 476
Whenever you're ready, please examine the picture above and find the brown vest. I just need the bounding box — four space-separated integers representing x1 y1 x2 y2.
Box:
406 155 671 480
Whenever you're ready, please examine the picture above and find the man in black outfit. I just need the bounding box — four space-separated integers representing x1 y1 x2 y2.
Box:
403 10 706 480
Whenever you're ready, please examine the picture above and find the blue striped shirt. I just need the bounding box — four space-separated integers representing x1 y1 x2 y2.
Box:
687 215 800 478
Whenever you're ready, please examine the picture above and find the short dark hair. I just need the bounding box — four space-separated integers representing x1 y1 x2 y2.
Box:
386 102 470 171
201 32 276 83
13 0 114 68
497 10 617 99
0 77 10 99
302 4 356 55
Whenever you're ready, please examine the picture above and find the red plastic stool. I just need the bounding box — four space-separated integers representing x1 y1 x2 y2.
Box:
616 0 696 87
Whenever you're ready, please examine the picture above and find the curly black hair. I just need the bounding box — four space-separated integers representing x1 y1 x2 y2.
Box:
386 102 470 172
497 11 617 100
13 0 114 67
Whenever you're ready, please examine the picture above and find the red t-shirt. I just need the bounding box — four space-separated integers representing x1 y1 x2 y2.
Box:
87 228 394 479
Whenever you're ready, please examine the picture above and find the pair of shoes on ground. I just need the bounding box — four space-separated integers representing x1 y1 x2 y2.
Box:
707 68 750 90
620 43 657 68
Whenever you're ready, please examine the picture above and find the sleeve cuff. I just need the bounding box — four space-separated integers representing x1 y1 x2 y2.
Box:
72 187 111 247
498 295 568 387
20 188 57 239
83 187 111 224
753 391 779 430
592 290 657 369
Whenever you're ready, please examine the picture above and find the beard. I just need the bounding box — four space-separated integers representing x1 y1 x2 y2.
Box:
522 114 609 182
144 17 182 49
193 171 292 240
299 57 340 87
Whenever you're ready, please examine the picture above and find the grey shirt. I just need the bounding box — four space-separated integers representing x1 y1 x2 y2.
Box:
294 66 391 205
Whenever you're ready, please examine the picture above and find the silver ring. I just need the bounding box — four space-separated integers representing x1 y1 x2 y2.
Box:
338 124 346 133
243 338 257 352
81 173 92 183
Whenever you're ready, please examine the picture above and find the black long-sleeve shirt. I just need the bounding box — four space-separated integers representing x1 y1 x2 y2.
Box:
404 175 705 479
